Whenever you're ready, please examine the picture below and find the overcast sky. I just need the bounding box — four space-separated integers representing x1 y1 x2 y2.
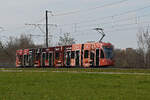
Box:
0 0 150 48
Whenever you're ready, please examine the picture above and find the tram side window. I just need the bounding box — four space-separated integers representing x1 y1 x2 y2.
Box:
18 55 20 59
71 51 75 59
29 54 32 60
18 55 22 62
36 53 39 61
24 55 29 63
84 50 89 58
42 53 45 59
90 52 94 59
55 52 60 60
100 50 104 58
46 53 48 60
27 55 29 63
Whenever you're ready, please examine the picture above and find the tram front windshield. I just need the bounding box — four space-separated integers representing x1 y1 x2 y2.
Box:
103 46 113 59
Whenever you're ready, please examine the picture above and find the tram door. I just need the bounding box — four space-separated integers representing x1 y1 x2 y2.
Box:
49 53 53 66
29 54 32 66
24 55 29 66
66 51 71 66
96 49 100 66
75 51 80 66
90 52 95 66
19 55 23 66
42 52 46 66
29 53 34 66
23 55 26 66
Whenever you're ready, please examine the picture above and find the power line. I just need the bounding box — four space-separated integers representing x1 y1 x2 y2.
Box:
54 0 129 16
30 34 52 37
33 16 46 23
57 4 150 28
0 27 5 33
77 13 150 29
106 25 149 33
58 11 150 35
77 5 150 24
25 23 57 27
70 20 150 37
25 23 57 34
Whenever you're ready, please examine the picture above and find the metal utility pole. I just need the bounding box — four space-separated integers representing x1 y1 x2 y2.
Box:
45 10 53 48
46 10 48 48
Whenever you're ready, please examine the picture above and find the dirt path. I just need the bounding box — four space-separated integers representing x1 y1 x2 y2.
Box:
52 71 150 75
0 69 150 75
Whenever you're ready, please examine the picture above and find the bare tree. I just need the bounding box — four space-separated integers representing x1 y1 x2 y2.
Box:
15 34 35 49
58 33 76 46
137 26 150 67
0 34 35 66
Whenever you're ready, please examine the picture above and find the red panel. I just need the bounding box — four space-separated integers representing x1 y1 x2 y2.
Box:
54 46 63 67
83 43 92 67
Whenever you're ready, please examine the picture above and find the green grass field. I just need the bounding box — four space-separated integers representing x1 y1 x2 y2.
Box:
0 68 150 100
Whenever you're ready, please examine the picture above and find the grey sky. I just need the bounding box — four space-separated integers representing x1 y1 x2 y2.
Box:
0 0 150 48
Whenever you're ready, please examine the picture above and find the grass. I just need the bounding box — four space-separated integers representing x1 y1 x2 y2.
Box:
0 69 150 100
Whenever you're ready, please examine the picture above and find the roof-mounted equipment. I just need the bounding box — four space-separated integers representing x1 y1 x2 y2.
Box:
93 28 105 42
